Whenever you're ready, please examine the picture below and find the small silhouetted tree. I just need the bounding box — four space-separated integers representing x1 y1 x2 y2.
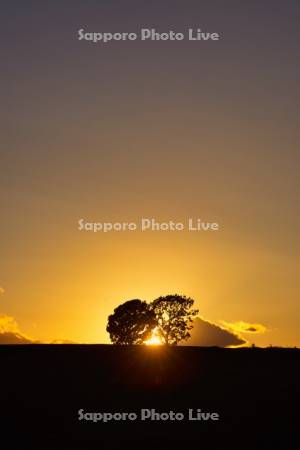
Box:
106 299 156 345
150 294 198 345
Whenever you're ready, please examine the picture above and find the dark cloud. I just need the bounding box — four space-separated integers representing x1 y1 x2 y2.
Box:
0 332 34 344
246 326 258 332
0 313 34 344
220 321 267 334
182 317 246 347
0 313 79 344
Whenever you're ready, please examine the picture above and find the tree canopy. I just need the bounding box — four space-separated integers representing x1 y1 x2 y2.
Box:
151 294 198 345
106 299 156 345
106 294 198 345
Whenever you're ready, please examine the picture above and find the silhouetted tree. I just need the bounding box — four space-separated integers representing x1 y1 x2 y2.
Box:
106 299 156 345
151 294 198 345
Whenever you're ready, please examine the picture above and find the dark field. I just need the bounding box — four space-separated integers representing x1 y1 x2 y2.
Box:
1 345 300 449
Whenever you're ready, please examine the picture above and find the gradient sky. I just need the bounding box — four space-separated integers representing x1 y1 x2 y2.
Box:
1 0 299 346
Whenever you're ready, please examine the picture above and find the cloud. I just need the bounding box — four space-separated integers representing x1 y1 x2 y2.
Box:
0 313 78 344
220 320 267 334
0 313 34 344
0 314 19 333
183 317 246 347
0 332 34 344
0 287 4 295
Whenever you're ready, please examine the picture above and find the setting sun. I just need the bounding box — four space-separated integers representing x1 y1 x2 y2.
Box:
145 335 162 345
145 330 163 346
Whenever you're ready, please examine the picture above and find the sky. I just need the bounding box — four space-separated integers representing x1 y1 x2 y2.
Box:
1 0 299 346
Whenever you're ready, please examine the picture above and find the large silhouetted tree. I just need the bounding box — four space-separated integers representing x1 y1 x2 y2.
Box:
106 299 156 345
151 294 198 345
106 294 198 346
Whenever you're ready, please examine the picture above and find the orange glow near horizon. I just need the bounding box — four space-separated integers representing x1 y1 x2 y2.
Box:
145 329 163 346
1 3 299 350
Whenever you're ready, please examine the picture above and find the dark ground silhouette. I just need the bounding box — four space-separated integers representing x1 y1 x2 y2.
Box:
1 345 299 449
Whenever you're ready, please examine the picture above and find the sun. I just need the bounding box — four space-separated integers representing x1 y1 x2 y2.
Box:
145 329 163 346
145 335 162 345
